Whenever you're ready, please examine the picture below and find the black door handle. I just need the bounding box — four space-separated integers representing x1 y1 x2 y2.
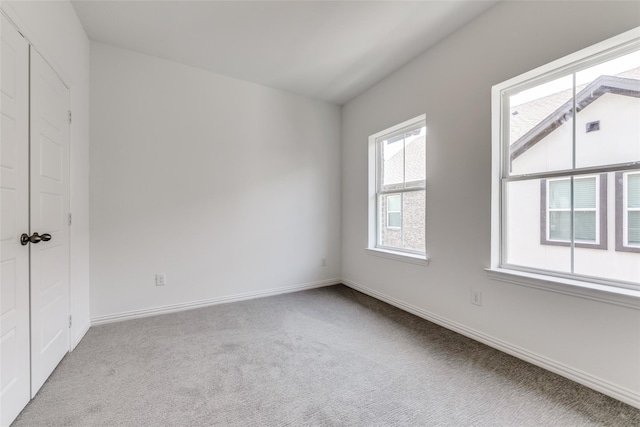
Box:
20 232 52 246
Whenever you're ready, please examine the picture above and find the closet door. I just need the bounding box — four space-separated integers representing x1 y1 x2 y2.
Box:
29 48 70 397
0 15 30 427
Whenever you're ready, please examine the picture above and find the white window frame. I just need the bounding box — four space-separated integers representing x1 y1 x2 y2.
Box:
488 27 640 303
546 175 599 244
367 114 429 266
623 171 640 248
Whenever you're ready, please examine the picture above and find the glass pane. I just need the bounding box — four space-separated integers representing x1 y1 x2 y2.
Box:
574 177 596 209
404 127 426 187
575 50 640 168
381 135 404 189
574 211 596 242
629 173 640 208
379 193 401 248
575 201 638 283
629 211 640 245
388 212 401 228
549 179 570 209
401 190 425 252
387 194 401 212
505 179 570 273
509 75 574 176
549 211 570 241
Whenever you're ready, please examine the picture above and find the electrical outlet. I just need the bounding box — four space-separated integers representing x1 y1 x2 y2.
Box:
321 258 326 267
156 273 167 286
471 290 482 306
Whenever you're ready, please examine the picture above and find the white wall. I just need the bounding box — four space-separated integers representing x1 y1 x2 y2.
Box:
90 42 341 320
341 1 640 407
2 0 91 348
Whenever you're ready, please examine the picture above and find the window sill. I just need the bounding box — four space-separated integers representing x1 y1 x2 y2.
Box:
485 268 640 309
366 248 430 266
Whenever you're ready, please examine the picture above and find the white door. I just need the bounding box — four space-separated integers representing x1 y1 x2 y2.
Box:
0 15 30 427
29 48 70 397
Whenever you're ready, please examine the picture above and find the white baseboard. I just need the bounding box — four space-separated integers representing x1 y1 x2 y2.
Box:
341 278 640 409
91 278 340 326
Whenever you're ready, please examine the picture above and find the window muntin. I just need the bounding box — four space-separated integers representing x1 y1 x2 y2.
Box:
372 118 426 255
494 33 640 289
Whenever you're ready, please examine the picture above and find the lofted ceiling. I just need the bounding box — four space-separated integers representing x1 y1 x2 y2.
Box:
72 0 498 105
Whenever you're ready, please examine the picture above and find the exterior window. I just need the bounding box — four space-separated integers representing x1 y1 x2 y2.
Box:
491 29 640 288
368 115 426 257
616 171 640 253
540 175 607 248
386 195 401 228
627 173 640 246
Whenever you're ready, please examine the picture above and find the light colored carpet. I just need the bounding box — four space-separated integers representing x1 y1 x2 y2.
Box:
13 285 640 426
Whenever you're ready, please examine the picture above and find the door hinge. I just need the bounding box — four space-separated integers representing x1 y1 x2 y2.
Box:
68 213 72 226
68 110 72 124
68 315 72 328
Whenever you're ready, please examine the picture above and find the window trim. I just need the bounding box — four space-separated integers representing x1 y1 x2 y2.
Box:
490 26 640 298
367 114 428 262
540 174 608 249
485 267 639 309
616 171 640 253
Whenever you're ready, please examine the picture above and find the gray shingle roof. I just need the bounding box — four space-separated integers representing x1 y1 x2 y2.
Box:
382 136 426 190
510 72 640 162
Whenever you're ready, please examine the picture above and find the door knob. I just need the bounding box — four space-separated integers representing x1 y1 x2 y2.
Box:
20 232 52 246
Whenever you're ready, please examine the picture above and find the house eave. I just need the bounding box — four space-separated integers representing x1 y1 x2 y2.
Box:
510 75 640 163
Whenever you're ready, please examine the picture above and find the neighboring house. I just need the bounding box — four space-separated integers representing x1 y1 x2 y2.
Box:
507 68 640 283
379 130 426 252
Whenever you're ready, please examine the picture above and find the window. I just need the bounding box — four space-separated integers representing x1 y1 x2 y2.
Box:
368 115 427 261
626 173 640 247
386 195 401 228
540 175 607 248
617 171 640 253
491 28 640 291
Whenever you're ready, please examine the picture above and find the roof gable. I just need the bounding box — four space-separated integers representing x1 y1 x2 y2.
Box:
510 75 640 162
